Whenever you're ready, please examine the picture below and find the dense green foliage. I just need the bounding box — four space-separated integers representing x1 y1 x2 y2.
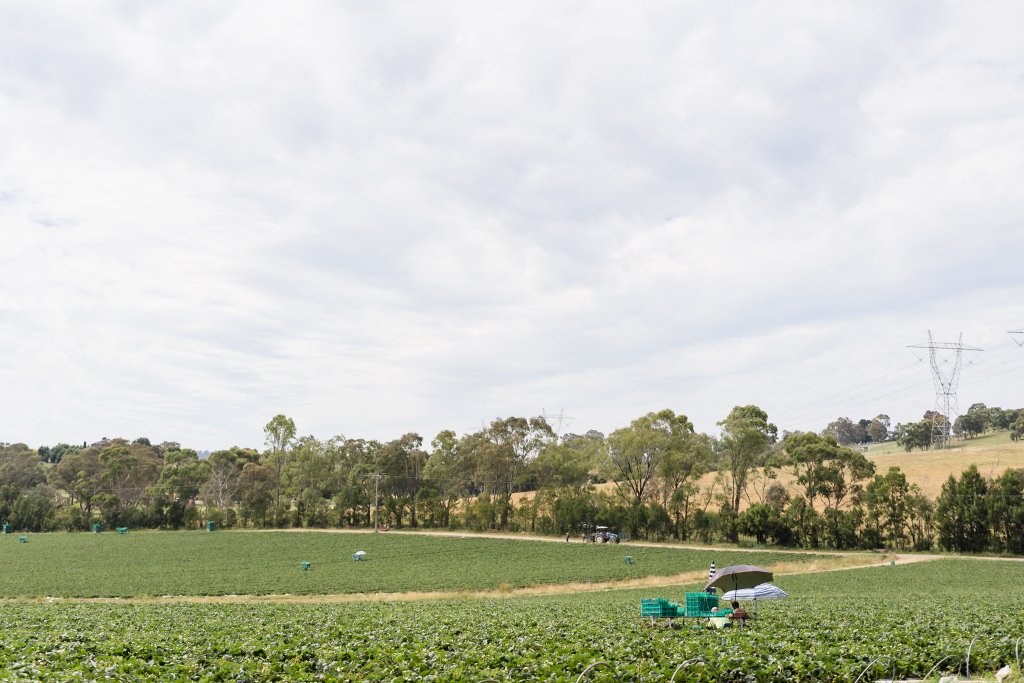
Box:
0 559 1020 681
3 405 1024 555
0 531 821 598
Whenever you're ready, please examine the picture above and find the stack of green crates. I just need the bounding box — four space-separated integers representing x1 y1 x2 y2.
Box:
684 592 721 617
640 598 680 619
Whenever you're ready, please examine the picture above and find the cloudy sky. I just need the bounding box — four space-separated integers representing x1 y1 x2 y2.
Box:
2 1 1022 451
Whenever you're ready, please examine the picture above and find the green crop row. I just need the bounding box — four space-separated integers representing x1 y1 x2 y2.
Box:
0 530 825 597
0 559 1021 681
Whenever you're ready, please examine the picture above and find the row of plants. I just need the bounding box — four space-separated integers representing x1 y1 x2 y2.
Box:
0 559 1020 681
0 530 825 598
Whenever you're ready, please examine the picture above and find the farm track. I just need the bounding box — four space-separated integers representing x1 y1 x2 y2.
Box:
16 529 986 606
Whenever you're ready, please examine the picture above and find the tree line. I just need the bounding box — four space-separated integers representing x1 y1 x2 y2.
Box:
1 405 1022 554
822 404 1024 451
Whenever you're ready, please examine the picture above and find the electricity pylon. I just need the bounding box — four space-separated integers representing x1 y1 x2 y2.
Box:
1010 329 1024 347
541 409 574 438
908 331 982 450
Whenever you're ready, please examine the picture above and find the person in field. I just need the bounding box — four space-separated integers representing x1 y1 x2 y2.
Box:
729 601 749 627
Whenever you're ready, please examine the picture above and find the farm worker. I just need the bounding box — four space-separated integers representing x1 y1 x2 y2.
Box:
729 601 749 627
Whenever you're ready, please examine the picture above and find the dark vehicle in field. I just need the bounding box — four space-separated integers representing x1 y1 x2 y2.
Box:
581 524 620 543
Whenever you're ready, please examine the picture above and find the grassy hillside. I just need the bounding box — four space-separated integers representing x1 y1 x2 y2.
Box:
535 431 1024 509
867 431 1024 499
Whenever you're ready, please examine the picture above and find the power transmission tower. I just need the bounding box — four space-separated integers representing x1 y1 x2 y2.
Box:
907 331 983 450
541 408 574 438
1009 329 1024 347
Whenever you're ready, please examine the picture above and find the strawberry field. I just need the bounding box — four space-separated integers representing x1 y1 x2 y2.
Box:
0 559 1021 681
0 530 824 597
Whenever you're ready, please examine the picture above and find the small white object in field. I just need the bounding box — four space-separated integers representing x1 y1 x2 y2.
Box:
995 664 1012 682
938 675 959 683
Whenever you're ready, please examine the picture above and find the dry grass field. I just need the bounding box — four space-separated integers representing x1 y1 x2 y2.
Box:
709 431 1024 507
867 432 1024 499
513 430 1024 508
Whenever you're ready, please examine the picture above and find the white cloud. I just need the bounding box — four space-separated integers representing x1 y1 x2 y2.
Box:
2 1 1023 449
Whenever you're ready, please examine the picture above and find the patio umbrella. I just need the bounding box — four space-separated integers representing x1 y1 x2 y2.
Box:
704 564 773 593
721 583 788 602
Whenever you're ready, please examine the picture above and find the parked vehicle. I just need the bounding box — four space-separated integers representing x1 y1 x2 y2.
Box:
582 524 620 544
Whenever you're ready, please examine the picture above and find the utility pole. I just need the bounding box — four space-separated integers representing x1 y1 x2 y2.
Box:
908 331 983 450
371 473 383 532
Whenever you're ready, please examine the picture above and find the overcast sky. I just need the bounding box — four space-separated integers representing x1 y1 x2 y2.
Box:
3 2 1022 451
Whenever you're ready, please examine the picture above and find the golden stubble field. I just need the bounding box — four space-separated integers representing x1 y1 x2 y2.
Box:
512 432 1024 509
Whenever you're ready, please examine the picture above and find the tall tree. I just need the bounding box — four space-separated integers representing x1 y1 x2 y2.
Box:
658 430 711 540
864 466 922 549
718 405 777 519
865 415 890 443
894 419 931 452
201 447 259 510
470 417 555 530
823 417 859 446
152 449 209 528
987 468 1024 554
237 462 274 526
97 441 162 512
784 432 875 511
50 449 104 515
375 433 427 527
422 430 470 528
935 465 990 552
263 415 296 527
0 444 47 523
605 410 693 510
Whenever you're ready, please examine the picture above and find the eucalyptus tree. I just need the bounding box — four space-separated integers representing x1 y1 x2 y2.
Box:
332 438 381 526
263 414 296 527
987 468 1024 553
520 441 594 533
935 464 990 552
375 433 428 527
50 448 104 515
237 461 274 526
864 466 926 549
201 447 259 510
422 430 470 527
152 448 210 528
97 439 162 514
286 435 342 527
605 409 695 513
783 432 874 510
656 425 711 540
0 444 47 524
717 405 777 519
468 417 555 530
